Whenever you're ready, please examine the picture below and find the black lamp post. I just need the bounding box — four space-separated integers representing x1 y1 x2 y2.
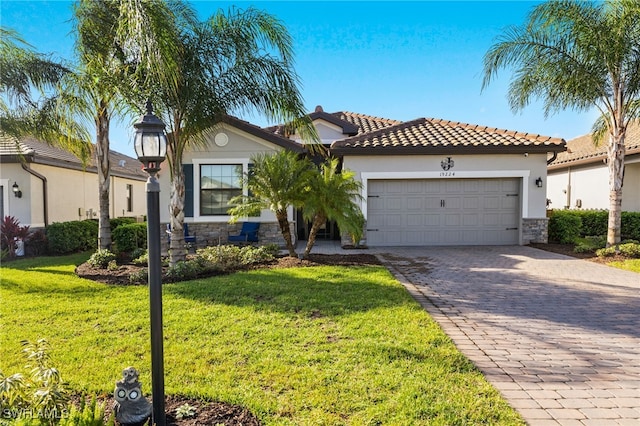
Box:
133 100 167 426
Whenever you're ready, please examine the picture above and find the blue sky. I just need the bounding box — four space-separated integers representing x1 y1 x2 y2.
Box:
1 0 599 158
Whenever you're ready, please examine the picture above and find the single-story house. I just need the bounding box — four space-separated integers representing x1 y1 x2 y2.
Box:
0 134 148 228
547 124 640 211
160 106 566 247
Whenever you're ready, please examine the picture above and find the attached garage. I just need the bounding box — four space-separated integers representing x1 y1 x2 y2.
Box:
330 117 567 247
367 178 520 246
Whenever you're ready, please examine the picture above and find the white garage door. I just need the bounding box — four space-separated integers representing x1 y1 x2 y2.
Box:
367 178 520 246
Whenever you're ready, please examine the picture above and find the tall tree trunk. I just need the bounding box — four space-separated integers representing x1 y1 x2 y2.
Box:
303 213 326 259
169 162 186 266
96 103 111 250
607 129 625 247
276 209 296 257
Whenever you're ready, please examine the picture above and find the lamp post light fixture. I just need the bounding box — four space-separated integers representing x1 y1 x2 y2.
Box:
12 182 22 198
133 100 167 426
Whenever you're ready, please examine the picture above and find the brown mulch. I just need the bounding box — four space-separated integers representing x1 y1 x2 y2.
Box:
75 253 381 285
75 252 380 425
528 242 632 264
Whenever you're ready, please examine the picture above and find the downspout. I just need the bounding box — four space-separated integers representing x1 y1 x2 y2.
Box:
547 151 558 165
21 163 48 227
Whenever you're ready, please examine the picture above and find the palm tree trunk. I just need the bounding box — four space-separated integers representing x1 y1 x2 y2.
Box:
169 164 187 266
276 209 297 257
606 130 625 246
303 214 326 259
96 104 111 250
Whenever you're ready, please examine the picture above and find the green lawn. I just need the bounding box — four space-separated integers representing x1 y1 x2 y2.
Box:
0 253 524 425
608 258 640 273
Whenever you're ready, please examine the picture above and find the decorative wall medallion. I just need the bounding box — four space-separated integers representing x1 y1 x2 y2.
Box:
214 132 229 147
440 157 455 171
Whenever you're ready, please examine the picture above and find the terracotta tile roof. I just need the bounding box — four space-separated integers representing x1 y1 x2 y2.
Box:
331 111 402 135
264 106 400 138
331 118 566 154
548 123 640 169
0 133 147 180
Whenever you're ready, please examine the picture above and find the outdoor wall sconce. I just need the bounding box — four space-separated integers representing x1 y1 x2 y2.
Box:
12 182 22 198
535 177 543 188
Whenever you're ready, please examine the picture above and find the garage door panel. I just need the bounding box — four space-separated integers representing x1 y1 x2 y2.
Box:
407 214 424 227
367 178 520 246
424 214 440 226
463 213 479 226
407 197 423 210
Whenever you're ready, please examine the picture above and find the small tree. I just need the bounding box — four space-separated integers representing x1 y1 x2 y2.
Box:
301 158 364 258
228 151 314 257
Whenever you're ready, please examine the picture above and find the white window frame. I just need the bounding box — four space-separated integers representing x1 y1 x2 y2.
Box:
192 158 251 222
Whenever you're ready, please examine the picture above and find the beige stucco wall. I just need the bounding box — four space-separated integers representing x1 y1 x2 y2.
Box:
343 153 549 219
158 124 294 224
547 158 640 212
0 161 146 228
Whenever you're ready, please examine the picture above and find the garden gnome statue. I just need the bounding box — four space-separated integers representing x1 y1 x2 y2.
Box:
114 367 152 425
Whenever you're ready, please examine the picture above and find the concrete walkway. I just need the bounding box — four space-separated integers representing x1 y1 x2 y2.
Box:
311 242 640 425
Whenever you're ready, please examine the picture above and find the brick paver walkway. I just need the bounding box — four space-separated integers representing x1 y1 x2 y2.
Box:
377 246 640 426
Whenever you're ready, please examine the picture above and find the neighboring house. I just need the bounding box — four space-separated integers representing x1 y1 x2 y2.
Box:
547 124 640 211
164 106 566 247
0 134 148 228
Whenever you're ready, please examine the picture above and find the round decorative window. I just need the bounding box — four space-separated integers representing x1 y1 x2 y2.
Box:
214 132 229 147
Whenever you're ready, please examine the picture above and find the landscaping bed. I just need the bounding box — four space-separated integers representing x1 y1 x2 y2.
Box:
76 253 382 285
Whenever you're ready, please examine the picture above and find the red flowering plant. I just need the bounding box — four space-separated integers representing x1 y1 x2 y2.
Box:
1 216 30 258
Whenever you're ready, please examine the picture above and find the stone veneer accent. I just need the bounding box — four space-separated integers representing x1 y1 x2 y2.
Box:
160 221 292 252
522 217 548 244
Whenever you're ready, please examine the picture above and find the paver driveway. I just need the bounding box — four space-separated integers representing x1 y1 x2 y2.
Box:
376 246 640 426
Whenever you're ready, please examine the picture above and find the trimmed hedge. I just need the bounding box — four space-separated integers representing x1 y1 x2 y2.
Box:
548 210 640 243
112 223 147 253
110 217 137 230
46 220 98 254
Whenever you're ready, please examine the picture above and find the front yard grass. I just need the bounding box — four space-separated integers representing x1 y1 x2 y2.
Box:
608 258 640 273
0 253 524 425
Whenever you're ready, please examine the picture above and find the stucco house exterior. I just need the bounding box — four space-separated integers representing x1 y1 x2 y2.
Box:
160 107 566 247
0 134 147 228
547 124 640 212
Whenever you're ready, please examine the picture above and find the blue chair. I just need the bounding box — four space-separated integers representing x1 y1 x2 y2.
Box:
228 222 260 243
166 223 197 245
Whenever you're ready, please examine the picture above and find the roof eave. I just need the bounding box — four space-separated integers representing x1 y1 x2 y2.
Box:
331 145 564 156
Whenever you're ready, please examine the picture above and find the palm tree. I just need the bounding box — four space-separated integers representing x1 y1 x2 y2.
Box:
482 0 640 246
0 27 88 156
228 151 314 257
61 0 188 249
152 6 317 265
301 158 364 258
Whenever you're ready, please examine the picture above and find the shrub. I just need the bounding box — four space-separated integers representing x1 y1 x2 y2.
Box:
163 260 203 282
46 220 98 255
240 244 278 264
621 211 640 240
0 339 70 424
618 242 640 258
129 269 148 284
596 247 617 257
548 211 582 244
87 249 117 269
573 210 608 237
112 223 147 254
1 216 30 258
131 248 148 266
109 217 137 230
58 396 110 426
196 245 243 272
25 229 48 256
